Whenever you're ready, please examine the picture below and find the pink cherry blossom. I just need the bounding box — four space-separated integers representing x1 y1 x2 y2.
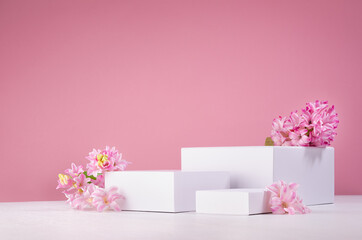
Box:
271 116 291 146
271 100 339 147
71 184 97 210
285 111 306 130
86 146 129 177
66 184 124 211
272 116 289 132
65 163 84 178
301 100 339 146
91 187 124 212
71 173 90 192
266 180 310 215
289 128 310 146
91 174 105 188
270 132 285 146
57 164 85 190
57 147 128 212
56 173 73 189
64 191 79 208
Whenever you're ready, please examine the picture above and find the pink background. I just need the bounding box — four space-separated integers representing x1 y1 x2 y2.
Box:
1 0 361 202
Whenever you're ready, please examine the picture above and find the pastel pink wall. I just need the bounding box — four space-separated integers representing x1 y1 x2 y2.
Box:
0 0 361 202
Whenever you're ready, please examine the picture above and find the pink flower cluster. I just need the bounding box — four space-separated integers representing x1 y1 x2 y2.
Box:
266 180 310 215
56 146 129 211
86 146 128 177
271 100 339 147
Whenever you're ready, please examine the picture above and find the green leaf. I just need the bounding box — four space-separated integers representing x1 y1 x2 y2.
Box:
265 137 274 146
83 171 97 180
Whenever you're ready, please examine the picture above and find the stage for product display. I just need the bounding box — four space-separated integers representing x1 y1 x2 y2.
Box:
196 189 271 215
105 170 230 212
182 146 334 205
104 146 334 214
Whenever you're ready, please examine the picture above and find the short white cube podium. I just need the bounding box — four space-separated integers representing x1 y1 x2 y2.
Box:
196 189 271 215
105 171 230 212
182 146 334 205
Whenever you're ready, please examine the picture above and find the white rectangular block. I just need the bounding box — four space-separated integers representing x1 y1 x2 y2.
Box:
196 189 271 215
182 146 334 205
105 171 230 212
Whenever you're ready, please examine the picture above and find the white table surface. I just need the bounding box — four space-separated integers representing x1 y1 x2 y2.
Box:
0 196 361 240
